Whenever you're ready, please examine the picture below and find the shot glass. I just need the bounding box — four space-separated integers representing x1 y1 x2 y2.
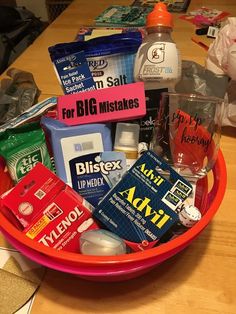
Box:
150 92 224 179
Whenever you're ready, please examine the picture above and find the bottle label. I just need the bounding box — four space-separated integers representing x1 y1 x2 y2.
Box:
138 42 180 80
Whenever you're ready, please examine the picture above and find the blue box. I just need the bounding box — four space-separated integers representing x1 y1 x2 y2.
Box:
94 150 192 247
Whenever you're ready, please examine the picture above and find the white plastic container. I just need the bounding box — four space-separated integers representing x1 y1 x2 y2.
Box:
80 229 127 256
114 123 140 170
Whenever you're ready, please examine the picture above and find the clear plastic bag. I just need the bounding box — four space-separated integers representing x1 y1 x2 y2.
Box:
206 17 236 74
0 68 40 125
206 18 236 127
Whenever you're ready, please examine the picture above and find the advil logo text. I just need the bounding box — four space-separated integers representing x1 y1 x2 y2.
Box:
137 163 164 186
119 186 171 228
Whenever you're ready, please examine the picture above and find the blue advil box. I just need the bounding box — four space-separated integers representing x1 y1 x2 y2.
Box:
94 150 193 251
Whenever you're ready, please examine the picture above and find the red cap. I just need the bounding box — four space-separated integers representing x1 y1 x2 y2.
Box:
146 3 173 28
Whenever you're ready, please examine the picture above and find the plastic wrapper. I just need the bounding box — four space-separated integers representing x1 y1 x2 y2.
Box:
175 60 228 124
0 68 40 125
223 80 236 127
206 17 236 74
205 18 236 127
176 60 228 98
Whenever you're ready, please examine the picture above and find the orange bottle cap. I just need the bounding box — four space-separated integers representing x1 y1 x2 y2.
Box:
146 3 173 28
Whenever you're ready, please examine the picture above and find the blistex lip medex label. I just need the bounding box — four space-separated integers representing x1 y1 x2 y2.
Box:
40 117 113 186
53 51 96 94
69 151 126 207
94 150 192 245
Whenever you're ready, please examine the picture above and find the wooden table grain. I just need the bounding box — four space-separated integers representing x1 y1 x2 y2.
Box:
0 1 236 313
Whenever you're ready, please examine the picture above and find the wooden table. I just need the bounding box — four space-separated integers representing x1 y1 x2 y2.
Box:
1 1 236 313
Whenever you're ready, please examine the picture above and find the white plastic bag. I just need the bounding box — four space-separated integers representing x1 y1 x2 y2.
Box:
206 17 236 74
206 17 236 127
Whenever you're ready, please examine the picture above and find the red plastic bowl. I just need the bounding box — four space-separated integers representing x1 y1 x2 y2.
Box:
0 150 227 281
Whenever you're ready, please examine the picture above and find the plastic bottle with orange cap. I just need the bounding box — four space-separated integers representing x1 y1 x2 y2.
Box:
133 3 181 153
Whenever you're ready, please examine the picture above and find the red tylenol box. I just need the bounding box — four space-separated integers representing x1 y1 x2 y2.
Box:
1 162 99 253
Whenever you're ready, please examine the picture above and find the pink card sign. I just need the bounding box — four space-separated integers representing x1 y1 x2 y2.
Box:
57 82 146 125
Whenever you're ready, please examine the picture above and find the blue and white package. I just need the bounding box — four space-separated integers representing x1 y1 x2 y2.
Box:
69 151 126 207
48 32 142 89
41 116 112 186
53 51 96 94
94 150 193 249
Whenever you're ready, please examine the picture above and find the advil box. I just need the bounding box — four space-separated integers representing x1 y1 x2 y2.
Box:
1 163 99 253
94 150 193 251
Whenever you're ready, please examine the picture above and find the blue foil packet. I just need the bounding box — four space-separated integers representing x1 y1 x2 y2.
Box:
49 32 142 89
53 51 96 94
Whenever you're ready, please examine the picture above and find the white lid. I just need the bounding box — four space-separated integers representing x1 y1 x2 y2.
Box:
114 123 140 150
178 205 201 228
80 229 127 256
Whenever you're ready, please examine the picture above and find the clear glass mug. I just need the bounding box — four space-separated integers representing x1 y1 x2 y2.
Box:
150 92 224 179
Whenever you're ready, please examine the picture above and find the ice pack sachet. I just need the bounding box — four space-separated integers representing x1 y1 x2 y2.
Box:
49 32 142 90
